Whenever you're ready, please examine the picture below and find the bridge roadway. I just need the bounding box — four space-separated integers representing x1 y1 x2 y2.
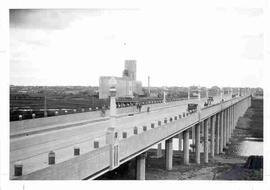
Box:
10 94 233 179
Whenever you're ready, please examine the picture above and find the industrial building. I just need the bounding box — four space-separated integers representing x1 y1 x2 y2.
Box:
99 60 142 99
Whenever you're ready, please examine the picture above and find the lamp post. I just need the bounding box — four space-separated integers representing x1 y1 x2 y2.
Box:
163 87 168 104
109 77 117 128
198 86 201 112
220 87 223 101
187 87 190 100
44 86 47 117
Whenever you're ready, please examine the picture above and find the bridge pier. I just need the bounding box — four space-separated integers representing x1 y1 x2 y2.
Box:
191 126 195 152
136 152 147 180
178 133 183 151
210 115 216 158
219 111 224 153
165 138 173 170
215 113 220 155
224 109 228 147
195 123 200 164
226 109 230 145
183 129 190 165
204 118 209 163
229 107 232 140
223 109 227 149
201 121 204 139
157 143 162 158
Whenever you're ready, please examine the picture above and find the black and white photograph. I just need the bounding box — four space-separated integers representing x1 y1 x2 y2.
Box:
0 0 269 189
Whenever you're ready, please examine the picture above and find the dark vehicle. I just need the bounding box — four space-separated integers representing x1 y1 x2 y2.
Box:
232 94 236 98
208 96 214 102
187 103 198 113
207 96 214 105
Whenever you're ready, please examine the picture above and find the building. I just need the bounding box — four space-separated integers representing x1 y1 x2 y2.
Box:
99 60 142 99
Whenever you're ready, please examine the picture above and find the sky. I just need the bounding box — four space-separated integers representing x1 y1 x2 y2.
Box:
9 1 265 88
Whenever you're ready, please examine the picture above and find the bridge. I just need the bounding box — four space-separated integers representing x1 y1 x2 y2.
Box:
10 89 252 180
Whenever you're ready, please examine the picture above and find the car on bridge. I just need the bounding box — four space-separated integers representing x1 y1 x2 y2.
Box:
187 103 198 113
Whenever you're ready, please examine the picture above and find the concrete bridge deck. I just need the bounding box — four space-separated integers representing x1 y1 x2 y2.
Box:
10 94 246 180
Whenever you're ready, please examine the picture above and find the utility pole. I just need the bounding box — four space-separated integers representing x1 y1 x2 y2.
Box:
44 86 47 117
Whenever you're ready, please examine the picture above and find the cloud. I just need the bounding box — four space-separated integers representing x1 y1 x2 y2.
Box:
9 9 104 30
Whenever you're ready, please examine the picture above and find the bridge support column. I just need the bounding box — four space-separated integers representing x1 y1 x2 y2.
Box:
223 110 227 149
204 119 209 163
224 109 228 146
201 120 204 150
201 122 204 139
232 105 234 131
210 115 216 158
219 111 224 153
178 133 183 151
195 124 200 164
136 152 147 180
215 113 220 155
226 109 230 144
232 104 235 131
157 143 162 158
183 129 190 165
229 107 232 140
192 126 195 152
165 138 173 170
228 108 230 140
